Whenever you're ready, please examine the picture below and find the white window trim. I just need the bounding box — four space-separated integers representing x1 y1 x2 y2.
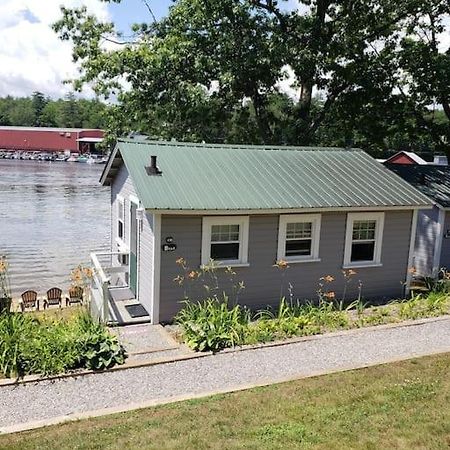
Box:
116 195 125 245
201 216 250 267
277 214 322 263
343 212 385 268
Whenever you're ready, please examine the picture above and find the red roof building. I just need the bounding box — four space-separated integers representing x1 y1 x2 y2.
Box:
384 151 428 165
0 126 104 153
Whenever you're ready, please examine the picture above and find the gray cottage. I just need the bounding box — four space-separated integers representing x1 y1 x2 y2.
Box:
91 140 432 325
386 164 450 277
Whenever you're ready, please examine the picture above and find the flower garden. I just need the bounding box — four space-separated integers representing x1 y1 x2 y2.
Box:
174 259 450 352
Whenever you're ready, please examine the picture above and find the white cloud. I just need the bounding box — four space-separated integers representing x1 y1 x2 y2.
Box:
0 0 110 99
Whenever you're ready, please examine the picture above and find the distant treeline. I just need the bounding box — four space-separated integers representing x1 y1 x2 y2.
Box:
0 92 107 129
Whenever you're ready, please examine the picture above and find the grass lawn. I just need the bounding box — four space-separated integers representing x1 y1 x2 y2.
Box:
1 354 450 449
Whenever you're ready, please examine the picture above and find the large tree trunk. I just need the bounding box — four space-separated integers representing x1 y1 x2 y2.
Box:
298 81 313 121
252 90 272 143
442 99 450 121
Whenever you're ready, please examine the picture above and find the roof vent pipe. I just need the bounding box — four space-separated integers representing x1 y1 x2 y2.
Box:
146 155 162 175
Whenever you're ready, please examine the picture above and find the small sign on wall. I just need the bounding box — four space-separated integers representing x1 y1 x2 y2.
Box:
162 242 177 252
445 229 450 239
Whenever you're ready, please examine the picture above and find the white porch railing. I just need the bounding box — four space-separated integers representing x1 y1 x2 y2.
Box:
90 251 129 323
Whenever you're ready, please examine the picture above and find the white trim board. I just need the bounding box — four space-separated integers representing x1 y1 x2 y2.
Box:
151 214 161 324
406 210 419 295
343 212 385 269
201 216 250 266
277 214 322 263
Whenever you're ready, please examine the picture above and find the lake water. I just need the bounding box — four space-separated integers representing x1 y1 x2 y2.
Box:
0 160 111 297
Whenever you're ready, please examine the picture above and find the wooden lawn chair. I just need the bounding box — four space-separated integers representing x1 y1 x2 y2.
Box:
66 286 84 307
20 290 39 311
44 287 62 309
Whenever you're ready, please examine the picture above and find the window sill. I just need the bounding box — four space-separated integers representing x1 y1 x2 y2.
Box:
343 262 383 269
284 258 321 264
200 262 250 269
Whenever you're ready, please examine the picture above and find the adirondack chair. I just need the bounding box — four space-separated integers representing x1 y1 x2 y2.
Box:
20 290 39 311
66 286 84 307
44 287 62 309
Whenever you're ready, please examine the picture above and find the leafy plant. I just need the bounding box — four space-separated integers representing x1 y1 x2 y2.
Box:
0 310 126 378
175 295 249 351
176 290 450 352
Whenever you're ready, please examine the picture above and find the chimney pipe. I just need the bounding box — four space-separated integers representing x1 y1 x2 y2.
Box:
146 155 162 175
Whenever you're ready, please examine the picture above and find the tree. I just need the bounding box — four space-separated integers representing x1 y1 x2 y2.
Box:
31 91 48 126
53 0 450 156
61 92 82 128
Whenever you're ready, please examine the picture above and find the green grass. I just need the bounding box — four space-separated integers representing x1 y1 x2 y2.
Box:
1 354 450 449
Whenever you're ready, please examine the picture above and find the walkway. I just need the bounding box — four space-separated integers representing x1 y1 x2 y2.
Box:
1 317 450 433
111 323 192 363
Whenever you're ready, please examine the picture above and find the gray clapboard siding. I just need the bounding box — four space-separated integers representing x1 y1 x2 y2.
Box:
413 207 440 276
439 212 450 270
110 164 154 315
159 211 413 322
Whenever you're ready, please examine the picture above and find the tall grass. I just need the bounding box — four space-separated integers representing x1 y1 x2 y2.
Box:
0 311 126 378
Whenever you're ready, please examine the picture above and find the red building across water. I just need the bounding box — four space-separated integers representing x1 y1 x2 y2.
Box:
0 126 104 154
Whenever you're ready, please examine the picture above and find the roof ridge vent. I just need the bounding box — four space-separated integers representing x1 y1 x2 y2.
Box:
145 155 162 176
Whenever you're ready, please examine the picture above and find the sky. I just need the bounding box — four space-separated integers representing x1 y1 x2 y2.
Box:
0 0 172 99
0 1 448 100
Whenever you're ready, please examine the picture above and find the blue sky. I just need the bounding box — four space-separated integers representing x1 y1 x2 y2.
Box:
109 0 172 32
108 0 301 33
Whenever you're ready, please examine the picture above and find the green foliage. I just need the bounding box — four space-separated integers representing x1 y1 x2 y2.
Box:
175 295 250 351
0 94 107 129
0 311 126 378
53 0 450 156
177 293 450 352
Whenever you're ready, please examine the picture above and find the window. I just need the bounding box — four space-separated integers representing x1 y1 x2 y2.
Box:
344 212 385 267
277 214 321 262
117 196 125 241
201 216 249 266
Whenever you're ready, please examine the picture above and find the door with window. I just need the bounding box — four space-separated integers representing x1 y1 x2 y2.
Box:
129 200 138 296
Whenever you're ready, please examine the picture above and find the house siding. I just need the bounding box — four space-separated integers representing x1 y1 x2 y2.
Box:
159 211 413 323
439 212 450 270
413 207 440 277
111 164 154 316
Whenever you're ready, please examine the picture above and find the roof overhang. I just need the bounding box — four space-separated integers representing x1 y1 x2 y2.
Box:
144 205 433 215
100 145 121 185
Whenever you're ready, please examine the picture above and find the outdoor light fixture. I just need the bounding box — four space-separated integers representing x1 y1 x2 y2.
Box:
136 207 145 222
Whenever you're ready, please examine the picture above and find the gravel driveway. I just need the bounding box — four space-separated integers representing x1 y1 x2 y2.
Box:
1 317 450 431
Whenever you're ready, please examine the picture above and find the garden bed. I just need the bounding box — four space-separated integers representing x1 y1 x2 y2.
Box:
175 293 450 352
0 310 127 379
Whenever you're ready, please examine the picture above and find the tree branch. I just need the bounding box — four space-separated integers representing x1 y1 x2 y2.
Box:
250 0 288 32
140 0 157 23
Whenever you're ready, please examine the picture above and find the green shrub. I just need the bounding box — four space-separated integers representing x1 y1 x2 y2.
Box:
0 310 126 378
175 295 250 351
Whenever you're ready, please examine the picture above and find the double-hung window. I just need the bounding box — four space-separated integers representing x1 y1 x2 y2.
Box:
117 196 125 241
344 212 384 267
201 216 249 266
277 214 321 262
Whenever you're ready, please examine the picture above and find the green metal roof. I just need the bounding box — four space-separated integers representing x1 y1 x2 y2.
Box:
101 140 433 211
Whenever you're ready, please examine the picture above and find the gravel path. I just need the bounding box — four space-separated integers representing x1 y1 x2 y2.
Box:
1 318 450 430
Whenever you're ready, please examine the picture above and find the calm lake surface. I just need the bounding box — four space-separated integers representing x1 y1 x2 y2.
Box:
0 160 110 297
